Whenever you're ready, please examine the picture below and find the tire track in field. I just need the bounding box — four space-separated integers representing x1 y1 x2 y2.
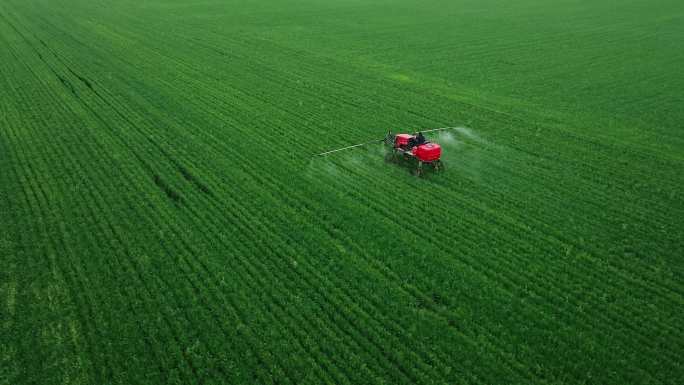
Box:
7 12 192 210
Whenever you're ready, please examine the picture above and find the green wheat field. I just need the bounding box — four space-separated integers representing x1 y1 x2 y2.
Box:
1 0 683 384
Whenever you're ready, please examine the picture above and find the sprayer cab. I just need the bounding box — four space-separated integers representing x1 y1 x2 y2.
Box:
385 132 444 176
394 134 413 148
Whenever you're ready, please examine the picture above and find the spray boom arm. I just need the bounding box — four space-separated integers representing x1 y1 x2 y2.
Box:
313 126 462 157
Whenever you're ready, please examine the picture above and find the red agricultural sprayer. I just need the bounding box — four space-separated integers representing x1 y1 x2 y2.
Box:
315 127 457 176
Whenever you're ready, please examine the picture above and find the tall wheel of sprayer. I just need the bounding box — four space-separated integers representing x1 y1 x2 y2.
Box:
415 161 423 177
385 151 395 163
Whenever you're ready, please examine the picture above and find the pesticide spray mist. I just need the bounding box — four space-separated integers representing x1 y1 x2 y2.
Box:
453 126 482 142
436 130 459 147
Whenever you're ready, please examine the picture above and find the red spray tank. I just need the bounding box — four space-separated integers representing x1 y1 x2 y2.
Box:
412 143 441 162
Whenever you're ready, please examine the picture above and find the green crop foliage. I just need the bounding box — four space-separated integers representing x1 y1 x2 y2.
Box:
1 0 683 384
